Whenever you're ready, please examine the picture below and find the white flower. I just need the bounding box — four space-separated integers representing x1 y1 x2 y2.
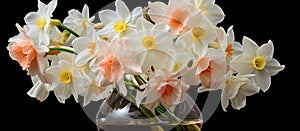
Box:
231 37 285 92
80 70 114 106
223 26 243 58
97 0 142 38
27 76 50 102
124 17 176 72
191 0 225 25
198 71 257 111
176 13 217 58
230 78 260 110
45 52 85 103
64 4 95 35
63 4 95 45
24 0 58 45
209 26 242 61
72 27 99 67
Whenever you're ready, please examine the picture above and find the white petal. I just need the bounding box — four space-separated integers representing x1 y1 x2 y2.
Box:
75 50 94 67
204 4 225 25
239 79 260 96
242 36 259 58
152 23 170 32
230 79 260 110
27 77 49 102
230 54 253 74
266 59 285 76
232 42 243 56
98 10 120 25
24 12 38 25
97 23 114 36
54 84 72 103
82 4 89 19
115 0 130 22
221 90 229 111
136 17 153 31
176 31 194 49
72 37 92 52
225 81 241 99
46 0 57 15
230 93 246 110
182 68 200 85
192 39 208 59
37 0 46 15
198 0 215 9
257 40 274 62
227 26 234 44
198 86 217 93
147 1 167 23
33 45 49 54
129 7 142 25
73 70 85 89
254 69 271 92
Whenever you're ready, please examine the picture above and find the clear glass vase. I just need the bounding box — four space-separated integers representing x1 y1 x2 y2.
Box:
96 89 202 131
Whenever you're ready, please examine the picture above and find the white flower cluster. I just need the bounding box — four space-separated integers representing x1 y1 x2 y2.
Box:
8 0 284 111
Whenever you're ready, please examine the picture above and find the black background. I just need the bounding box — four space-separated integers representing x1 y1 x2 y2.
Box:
1 0 298 130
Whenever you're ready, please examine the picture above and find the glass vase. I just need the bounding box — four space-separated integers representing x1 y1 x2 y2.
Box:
96 89 202 131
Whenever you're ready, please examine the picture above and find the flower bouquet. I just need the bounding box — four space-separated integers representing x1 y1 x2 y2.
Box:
7 0 285 130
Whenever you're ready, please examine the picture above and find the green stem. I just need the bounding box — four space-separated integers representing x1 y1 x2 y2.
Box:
44 47 78 57
126 92 163 131
49 47 78 55
125 81 144 91
156 104 182 123
59 23 79 37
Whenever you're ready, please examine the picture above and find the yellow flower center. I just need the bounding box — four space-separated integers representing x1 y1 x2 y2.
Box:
60 71 72 84
88 42 97 54
114 19 127 33
83 20 88 27
173 62 181 72
192 26 206 40
142 36 156 50
252 56 266 70
35 18 47 29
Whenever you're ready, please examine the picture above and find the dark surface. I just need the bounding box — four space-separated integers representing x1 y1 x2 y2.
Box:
1 0 297 130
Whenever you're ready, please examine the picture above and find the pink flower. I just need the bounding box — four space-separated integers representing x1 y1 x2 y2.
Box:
98 54 124 82
148 0 200 34
90 39 142 96
7 24 49 83
137 68 189 111
196 48 227 89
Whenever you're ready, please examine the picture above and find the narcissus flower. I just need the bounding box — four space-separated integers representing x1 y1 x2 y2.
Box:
97 0 142 38
89 39 142 96
7 24 49 83
231 37 285 92
63 4 95 36
148 0 201 34
124 17 176 72
24 0 58 45
45 52 85 103
137 68 189 111
190 0 225 25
